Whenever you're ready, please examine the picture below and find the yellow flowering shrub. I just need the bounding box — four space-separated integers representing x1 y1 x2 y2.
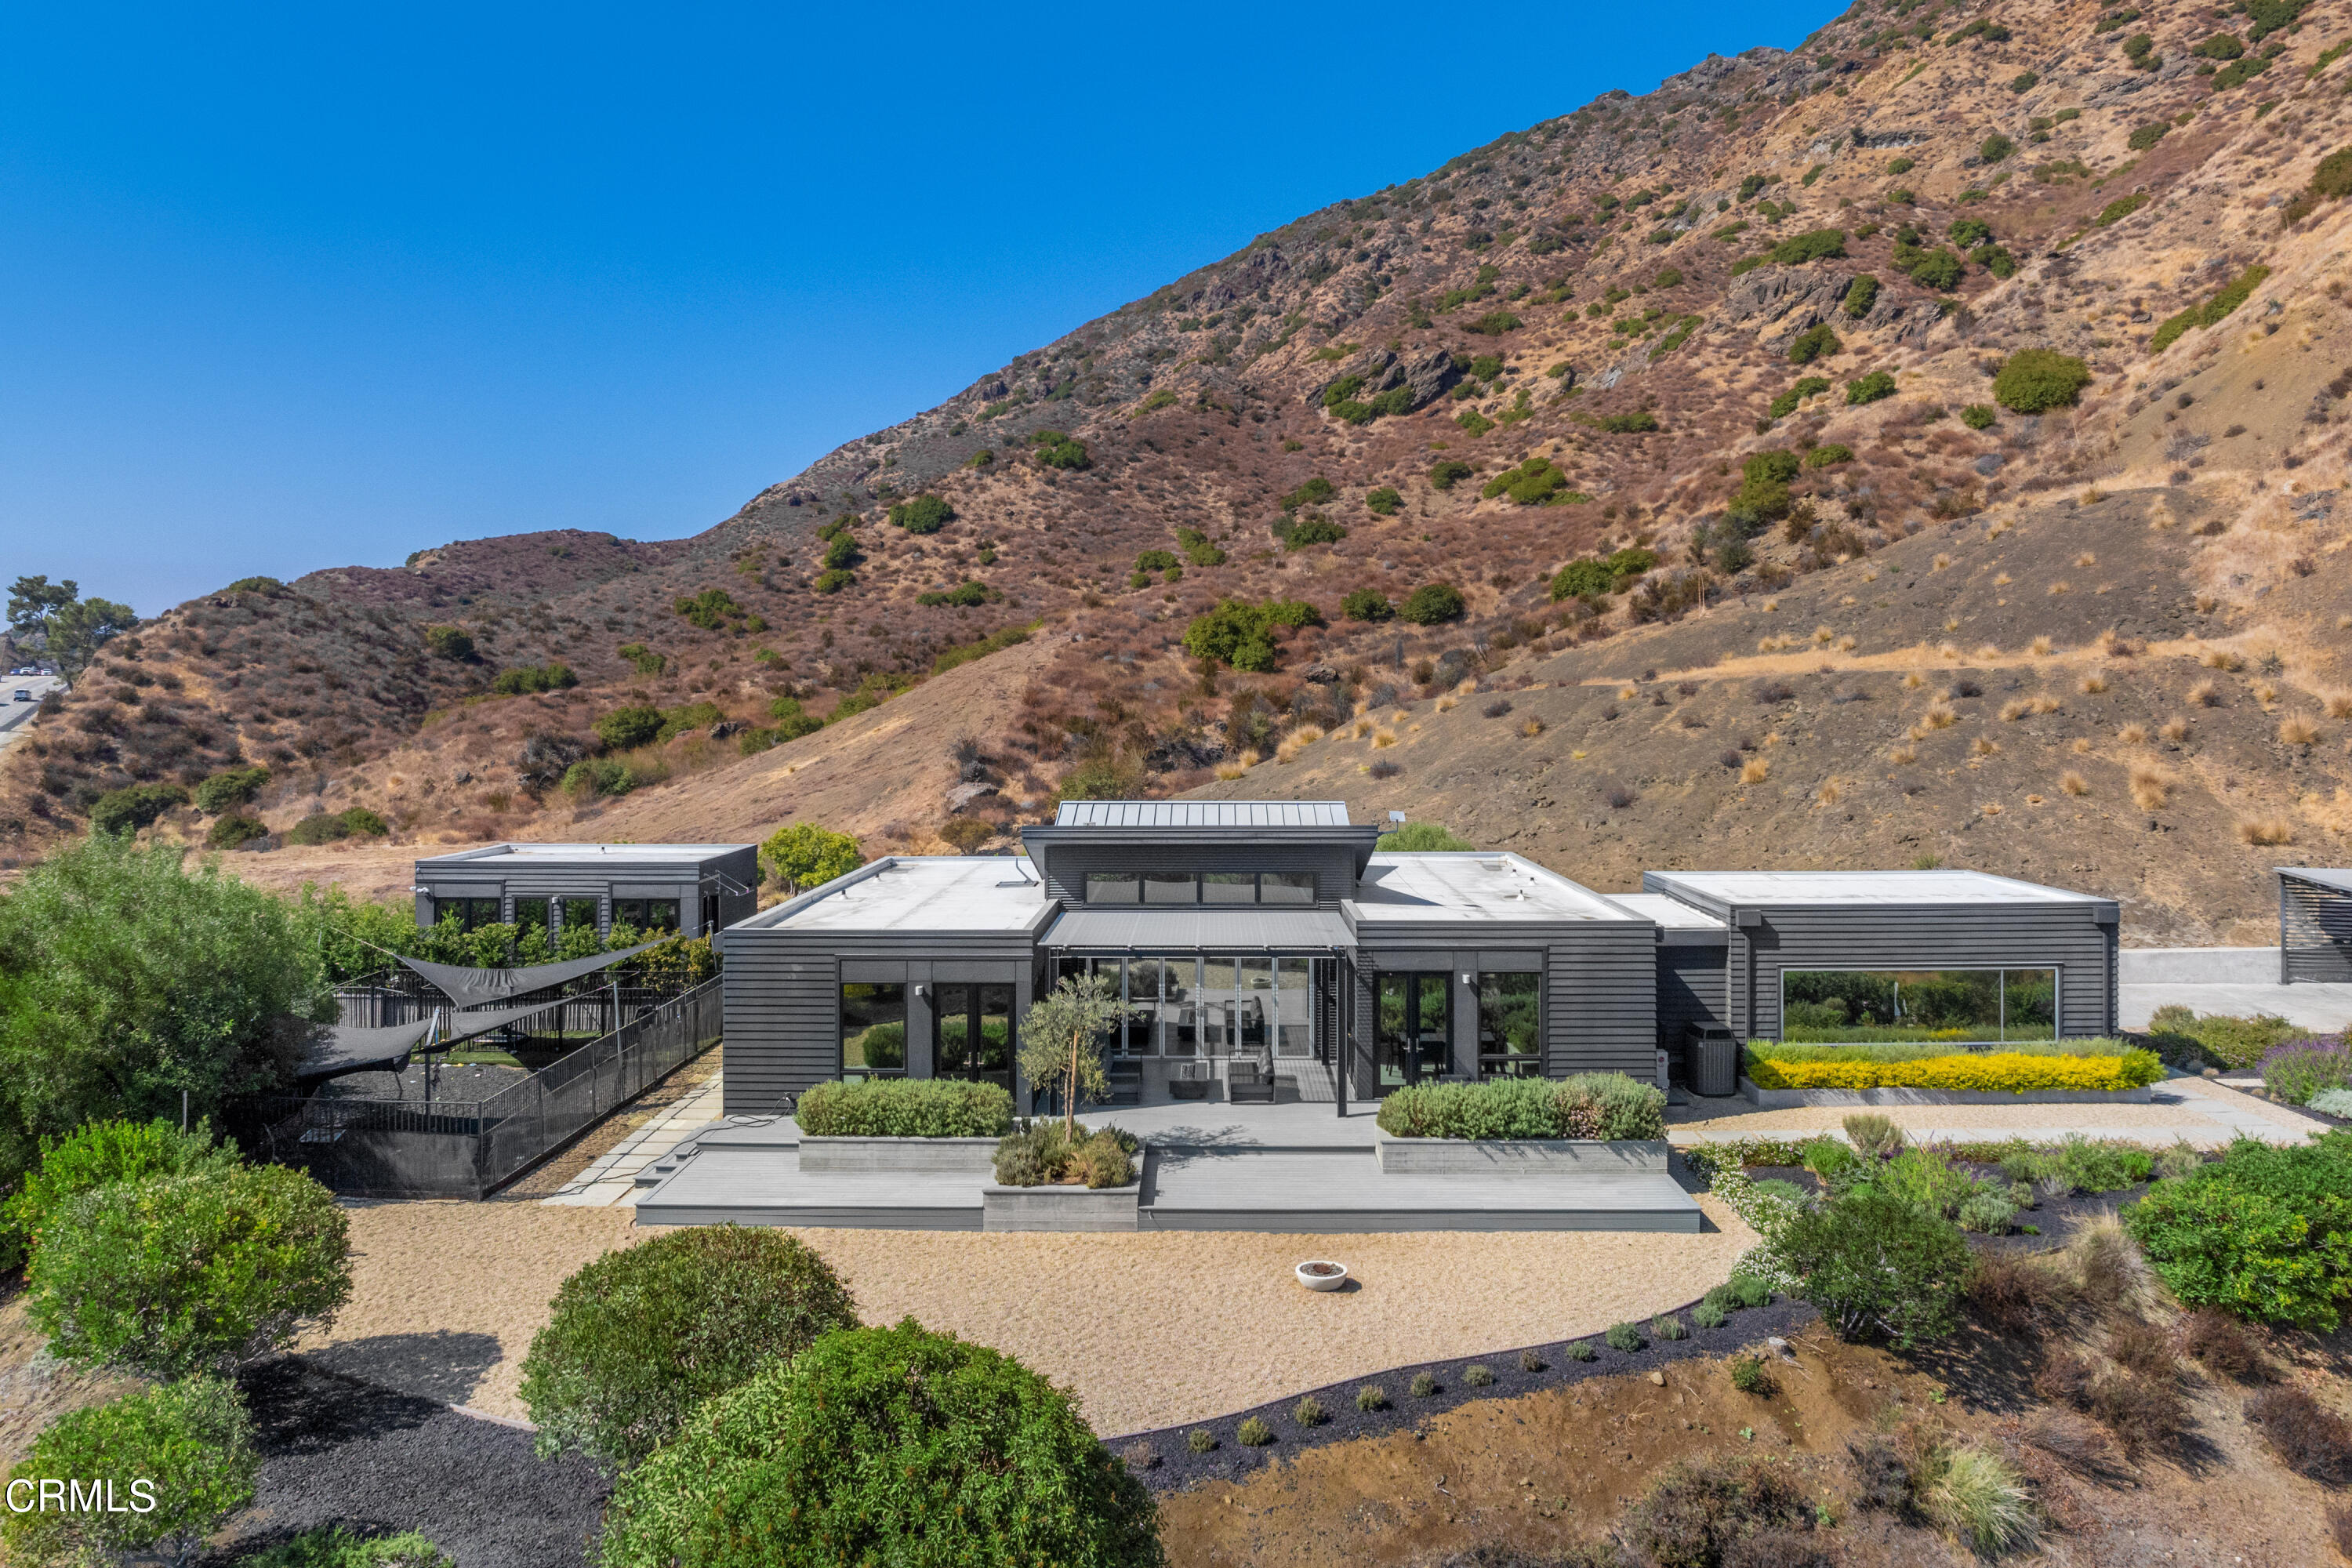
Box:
1747 1049 2163 1093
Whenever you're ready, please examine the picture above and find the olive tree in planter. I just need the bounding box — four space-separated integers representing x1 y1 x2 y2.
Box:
1018 973 1121 1141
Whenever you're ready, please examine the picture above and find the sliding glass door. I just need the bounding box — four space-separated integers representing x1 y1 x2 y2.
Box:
934 983 1014 1090
1375 971 1451 1091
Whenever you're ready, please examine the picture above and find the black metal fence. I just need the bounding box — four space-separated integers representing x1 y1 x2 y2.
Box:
235 977 723 1199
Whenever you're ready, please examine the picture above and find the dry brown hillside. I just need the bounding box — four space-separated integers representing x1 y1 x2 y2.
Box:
7 0 2352 940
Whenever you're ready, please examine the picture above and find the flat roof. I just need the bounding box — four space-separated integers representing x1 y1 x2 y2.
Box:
732 856 1049 935
1609 893 1730 931
418 842 753 864
1053 800 1354 828
2281 868 2352 895
1643 869 2103 907
1352 853 1643 925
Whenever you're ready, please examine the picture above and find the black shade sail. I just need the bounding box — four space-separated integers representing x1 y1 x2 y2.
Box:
293 1021 437 1087
396 941 663 1010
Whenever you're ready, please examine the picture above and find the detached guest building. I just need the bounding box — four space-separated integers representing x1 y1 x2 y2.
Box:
413 842 760 942
716 802 2122 1113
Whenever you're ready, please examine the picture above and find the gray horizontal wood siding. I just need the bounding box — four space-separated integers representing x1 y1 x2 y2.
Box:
722 943 840 1115
1658 947 1728 1047
1726 905 2117 1040
1548 927 1658 1076
1042 843 1358 909
2283 876 2352 982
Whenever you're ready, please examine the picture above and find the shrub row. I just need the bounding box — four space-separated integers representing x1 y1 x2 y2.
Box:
793 1078 1014 1138
1745 1047 2163 1093
1375 1073 1665 1141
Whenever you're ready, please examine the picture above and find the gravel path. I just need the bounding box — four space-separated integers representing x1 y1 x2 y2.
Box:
301 1197 1761 1438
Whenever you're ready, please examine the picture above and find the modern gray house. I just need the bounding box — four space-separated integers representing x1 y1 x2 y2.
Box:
413 842 760 942
715 803 2122 1113
2280 868 2352 982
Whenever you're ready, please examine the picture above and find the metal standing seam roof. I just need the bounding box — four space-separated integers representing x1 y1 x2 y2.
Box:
2281 868 2352 895
1051 800 1356 829
1040 909 1356 950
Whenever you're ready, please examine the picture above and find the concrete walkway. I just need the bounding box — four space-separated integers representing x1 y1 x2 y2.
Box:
541 1076 726 1207
2118 944 2352 1033
1668 1075 2330 1149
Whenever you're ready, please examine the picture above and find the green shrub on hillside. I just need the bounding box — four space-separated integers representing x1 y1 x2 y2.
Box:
1787 323 1842 365
1031 430 1091 470
1846 371 1897 405
1769 376 1833 419
285 808 387 847
1961 403 1997 430
2 1118 238 1264
491 662 577 695
595 704 664 751
2096 191 2149 226
598 1322 1163 1568
423 624 474 661
1590 409 1660 433
1176 527 1226 564
673 587 746 630
1340 588 1394 622
207 813 269 849
1784 1189 1969 1348
193 764 270 815
1765 228 1848 266
521 1226 859 1466
2283 147 2352 224
1480 457 1584 506
2126 121 2169 151
1399 583 1466 625
31 1162 350 1379
887 494 955 534
1842 274 1879 318
1181 597 1319 671
1992 349 2092 411
1805 443 1854 468
2151 264 2272 353
89 783 188 837
916 580 994 608
1465 310 1523 336
1428 458 1476 490
1364 485 1402 516
1550 547 1658 601
1979 133 2016 163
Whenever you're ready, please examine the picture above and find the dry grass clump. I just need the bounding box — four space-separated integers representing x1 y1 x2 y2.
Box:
1972 736 2001 757
2130 767 2171 811
1617 684 1639 701
1922 704 1957 731
1519 717 1544 738
1371 731 1397 749
2074 551 2096 567
2118 722 2147 744
2000 699 2031 722
1980 801 2005 816
2031 634 2054 655
2158 716 2191 742
1933 553 1954 570
2060 770 2089 797
2047 581 2071 597
2328 691 2352 720
2200 648 2244 672
2071 736 2092 753
2237 817 2296 846
2247 1386 2352 1484
1740 757 1772 784
1903 670 1926 690
2279 714 2321 745
1816 779 1845 808
2187 681 2220 707
1214 761 1249 781
2252 680 2281 706
2021 1410 2121 1478
1965 1250 2073 1334
1837 634 1857 653
1813 625 1836 645
1889 743 1918 764
2178 1309 2269 1382
2079 673 2108 695
1434 695 1457 713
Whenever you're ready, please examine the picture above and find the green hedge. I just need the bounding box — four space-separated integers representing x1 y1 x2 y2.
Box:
1376 1073 1664 1141
2129 1132 2352 1329
2 1377 257 1567
794 1078 1014 1138
599 1321 1163 1568
519 1225 858 1465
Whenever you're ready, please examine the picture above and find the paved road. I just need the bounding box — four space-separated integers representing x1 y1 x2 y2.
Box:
0 673 60 753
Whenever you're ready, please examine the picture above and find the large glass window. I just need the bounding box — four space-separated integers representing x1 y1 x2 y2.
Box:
557 896 600 935
1144 871 1197 905
613 898 681 935
1202 873 1256 906
1200 956 1236 1051
1779 968 2058 1043
1261 872 1316 906
841 983 908 1077
935 982 1014 1088
1276 957 1312 1056
436 896 504 932
1085 872 1140 905
1478 973 1542 1077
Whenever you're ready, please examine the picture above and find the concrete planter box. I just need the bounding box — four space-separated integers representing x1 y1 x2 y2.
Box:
799 1136 1001 1174
1373 1135 1671 1175
982 1181 1141 1232
1739 1077 2155 1109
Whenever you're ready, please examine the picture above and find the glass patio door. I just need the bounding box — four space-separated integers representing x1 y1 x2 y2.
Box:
934 983 1014 1090
1375 972 1452 1091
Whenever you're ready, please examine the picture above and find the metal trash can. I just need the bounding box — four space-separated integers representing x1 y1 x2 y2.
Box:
1688 1024 1740 1098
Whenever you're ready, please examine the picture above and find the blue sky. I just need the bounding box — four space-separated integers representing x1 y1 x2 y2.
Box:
0 2 1835 615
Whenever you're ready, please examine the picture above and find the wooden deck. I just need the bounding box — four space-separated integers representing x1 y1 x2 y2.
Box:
633 1114 1704 1232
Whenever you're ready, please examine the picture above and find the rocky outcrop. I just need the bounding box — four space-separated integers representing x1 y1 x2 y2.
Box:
1313 345 1461 411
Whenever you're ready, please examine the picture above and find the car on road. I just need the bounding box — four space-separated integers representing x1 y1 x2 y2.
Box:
12 691 30 703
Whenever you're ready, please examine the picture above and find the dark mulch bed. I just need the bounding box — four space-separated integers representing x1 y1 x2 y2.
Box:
208 1361 608 1568
1118 1294 1818 1493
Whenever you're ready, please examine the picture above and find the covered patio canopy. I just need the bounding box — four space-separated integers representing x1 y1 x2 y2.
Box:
292 996 578 1089
1039 909 1354 951
397 939 662 1009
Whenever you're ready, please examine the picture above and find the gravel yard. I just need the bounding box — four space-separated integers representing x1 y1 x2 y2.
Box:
299 1197 1761 1437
